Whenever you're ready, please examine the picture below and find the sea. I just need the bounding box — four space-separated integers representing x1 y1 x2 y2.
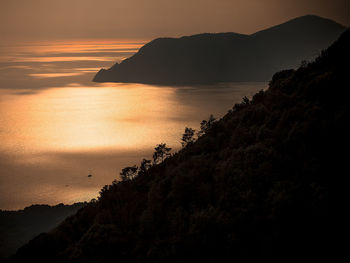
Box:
0 39 266 210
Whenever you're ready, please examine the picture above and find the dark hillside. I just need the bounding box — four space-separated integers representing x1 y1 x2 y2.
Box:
12 29 350 262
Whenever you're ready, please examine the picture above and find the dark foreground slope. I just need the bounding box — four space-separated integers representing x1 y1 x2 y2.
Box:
0 203 85 260
13 30 350 262
93 15 345 84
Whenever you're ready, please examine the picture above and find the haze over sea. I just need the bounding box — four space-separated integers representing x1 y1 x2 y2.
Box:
0 39 266 210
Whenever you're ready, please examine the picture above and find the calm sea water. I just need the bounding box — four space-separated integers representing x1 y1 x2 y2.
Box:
0 39 266 210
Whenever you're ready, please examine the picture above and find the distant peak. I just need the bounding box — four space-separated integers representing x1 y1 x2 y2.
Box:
251 14 345 36
295 14 326 19
180 32 248 39
289 14 343 24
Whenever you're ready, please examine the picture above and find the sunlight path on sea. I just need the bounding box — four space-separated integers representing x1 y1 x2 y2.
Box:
0 39 266 210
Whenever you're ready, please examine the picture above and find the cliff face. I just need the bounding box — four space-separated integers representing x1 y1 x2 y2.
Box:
13 30 350 262
93 15 346 85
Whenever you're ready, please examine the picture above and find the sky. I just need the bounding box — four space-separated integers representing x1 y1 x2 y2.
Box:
0 0 349 40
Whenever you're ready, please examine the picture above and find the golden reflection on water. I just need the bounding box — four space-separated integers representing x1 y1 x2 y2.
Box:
1 56 118 63
0 39 145 54
0 84 188 155
0 39 145 63
29 73 84 78
0 82 267 210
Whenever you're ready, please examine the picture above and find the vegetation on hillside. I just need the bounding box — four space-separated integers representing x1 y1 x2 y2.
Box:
11 29 350 262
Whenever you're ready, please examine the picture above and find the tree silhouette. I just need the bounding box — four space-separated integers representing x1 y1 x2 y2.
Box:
198 114 216 137
120 165 138 181
242 96 250 105
140 159 152 173
181 127 195 147
153 143 171 164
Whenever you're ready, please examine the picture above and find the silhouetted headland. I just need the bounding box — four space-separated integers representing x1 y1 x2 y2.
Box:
10 28 350 262
93 15 346 85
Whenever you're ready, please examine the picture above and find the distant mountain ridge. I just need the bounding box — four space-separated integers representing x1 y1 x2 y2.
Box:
93 15 346 85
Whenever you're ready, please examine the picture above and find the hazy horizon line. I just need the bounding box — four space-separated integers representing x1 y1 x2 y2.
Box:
1 14 348 43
